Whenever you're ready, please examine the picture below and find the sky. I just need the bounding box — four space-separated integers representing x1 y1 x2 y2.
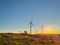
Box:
0 0 60 34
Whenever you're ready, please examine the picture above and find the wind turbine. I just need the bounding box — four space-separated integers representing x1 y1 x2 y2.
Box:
29 18 33 35
29 17 38 34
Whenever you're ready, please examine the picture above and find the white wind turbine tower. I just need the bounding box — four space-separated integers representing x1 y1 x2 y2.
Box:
29 19 33 35
29 18 38 34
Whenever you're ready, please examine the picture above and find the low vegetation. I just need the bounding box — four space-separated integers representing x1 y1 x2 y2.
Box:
0 33 60 45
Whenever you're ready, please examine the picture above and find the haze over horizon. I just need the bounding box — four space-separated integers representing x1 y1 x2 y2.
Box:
0 0 60 34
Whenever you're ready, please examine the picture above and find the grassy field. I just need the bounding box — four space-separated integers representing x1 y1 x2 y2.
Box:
0 33 60 45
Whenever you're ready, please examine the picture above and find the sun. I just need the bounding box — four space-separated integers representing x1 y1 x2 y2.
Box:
42 25 58 34
43 26 54 34
32 25 60 34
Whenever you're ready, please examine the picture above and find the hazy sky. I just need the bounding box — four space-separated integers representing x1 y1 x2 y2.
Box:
0 0 60 34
